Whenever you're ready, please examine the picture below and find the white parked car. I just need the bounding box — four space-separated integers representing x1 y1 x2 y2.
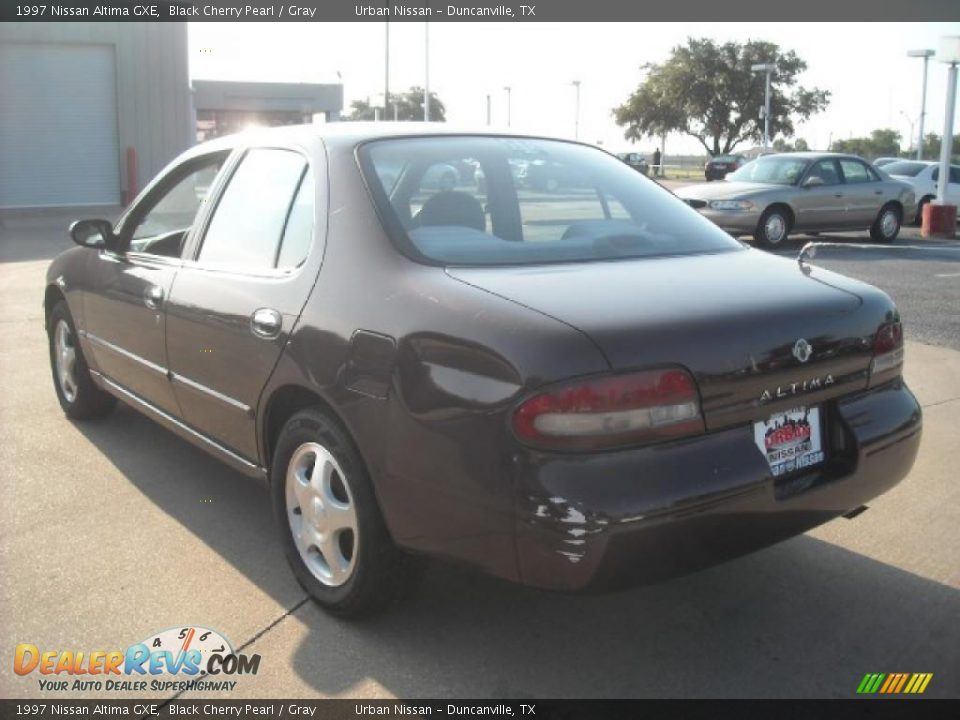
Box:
881 160 960 223
872 157 901 168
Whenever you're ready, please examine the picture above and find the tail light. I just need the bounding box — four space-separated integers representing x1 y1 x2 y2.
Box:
870 321 904 376
512 368 705 451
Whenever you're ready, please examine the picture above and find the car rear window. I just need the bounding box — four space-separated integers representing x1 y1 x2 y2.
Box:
712 155 739 163
883 161 927 177
358 136 741 266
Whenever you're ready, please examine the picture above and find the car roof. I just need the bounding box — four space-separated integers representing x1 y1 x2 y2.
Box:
182 122 583 158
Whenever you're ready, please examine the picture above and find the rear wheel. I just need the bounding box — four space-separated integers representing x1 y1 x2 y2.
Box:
870 203 901 243
47 300 116 420
754 206 792 248
271 408 417 617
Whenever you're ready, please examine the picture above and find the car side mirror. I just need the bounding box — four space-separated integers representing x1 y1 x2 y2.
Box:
802 176 825 188
69 219 118 250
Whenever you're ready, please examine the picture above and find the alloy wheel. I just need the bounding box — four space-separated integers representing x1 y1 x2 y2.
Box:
54 320 78 403
765 214 786 245
285 442 358 587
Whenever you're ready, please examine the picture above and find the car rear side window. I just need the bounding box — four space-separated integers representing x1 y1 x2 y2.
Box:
198 148 307 271
359 136 741 266
276 171 315 269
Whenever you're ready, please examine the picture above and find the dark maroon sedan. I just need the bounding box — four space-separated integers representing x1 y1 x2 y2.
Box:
46 125 921 616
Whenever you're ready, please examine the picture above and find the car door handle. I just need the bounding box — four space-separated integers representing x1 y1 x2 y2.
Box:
834 193 844 198
874 190 883 195
144 284 164 310
250 308 282 339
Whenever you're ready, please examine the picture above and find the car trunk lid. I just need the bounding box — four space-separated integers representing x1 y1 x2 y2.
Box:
446 249 880 431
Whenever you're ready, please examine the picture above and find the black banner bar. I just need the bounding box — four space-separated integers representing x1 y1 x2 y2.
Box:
1 0 958 22
1 699 959 719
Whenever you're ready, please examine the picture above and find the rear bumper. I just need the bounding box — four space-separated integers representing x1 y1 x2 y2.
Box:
513 380 922 591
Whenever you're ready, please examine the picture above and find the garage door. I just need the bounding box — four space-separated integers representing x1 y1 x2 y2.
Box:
0 43 121 208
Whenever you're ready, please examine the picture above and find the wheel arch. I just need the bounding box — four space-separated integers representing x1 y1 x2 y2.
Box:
260 384 356 479
44 284 67 326
765 202 795 227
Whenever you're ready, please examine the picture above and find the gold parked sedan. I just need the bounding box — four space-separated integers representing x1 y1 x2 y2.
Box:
675 152 917 247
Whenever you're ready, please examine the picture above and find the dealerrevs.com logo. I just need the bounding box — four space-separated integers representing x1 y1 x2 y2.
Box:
14 626 261 693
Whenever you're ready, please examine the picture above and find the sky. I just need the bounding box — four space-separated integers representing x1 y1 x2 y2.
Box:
189 22 960 156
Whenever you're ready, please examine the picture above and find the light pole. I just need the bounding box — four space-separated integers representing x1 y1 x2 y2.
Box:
424 23 430 122
384 22 390 123
907 49 935 160
486 94 491 126
900 111 916 155
935 39 959 205
924 37 960 238
504 86 512 127
572 80 581 140
751 63 777 151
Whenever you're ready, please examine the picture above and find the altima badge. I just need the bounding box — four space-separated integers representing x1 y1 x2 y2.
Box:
793 338 813 363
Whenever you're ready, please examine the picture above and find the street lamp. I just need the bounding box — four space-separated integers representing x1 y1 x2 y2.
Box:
571 80 581 140
751 63 777 151
900 110 916 155
424 22 430 122
504 86 512 127
907 49 935 160
384 22 390 122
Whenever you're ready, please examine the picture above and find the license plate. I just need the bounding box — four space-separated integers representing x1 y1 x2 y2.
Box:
753 406 825 477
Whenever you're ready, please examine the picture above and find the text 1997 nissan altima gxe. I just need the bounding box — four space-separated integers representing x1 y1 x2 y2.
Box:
46 125 921 616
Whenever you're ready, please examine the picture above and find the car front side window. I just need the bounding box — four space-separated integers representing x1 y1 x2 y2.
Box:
127 155 227 258
196 148 308 272
807 159 841 186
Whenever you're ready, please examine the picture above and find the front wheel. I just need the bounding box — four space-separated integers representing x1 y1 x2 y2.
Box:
754 207 791 248
271 408 417 617
47 300 116 420
870 204 901 243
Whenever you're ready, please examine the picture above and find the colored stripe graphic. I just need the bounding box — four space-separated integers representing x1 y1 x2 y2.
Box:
857 673 932 694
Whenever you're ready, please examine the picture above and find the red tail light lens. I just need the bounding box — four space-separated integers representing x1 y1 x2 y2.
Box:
871 321 904 376
512 368 705 451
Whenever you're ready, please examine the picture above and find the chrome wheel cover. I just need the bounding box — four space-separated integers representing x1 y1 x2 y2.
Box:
765 214 786 244
880 209 898 238
285 442 358 587
54 320 78 403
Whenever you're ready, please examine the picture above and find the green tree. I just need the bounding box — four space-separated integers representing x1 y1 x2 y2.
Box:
831 128 902 158
613 38 830 156
347 86 447 122
772 137 809 152
921 132 960 160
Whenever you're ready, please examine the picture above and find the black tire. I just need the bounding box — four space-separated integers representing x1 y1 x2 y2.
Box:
47 300 116 420
270 408 417 617
754 206 792 248
915 196 932 226
870 203 901 243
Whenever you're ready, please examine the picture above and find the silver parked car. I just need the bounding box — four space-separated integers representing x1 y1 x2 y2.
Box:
675 153 916 247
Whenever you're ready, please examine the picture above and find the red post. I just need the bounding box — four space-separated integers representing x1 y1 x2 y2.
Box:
921 202 958 239
124 147 138 206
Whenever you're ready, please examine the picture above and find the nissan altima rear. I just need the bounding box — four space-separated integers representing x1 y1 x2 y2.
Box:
359 134 922 592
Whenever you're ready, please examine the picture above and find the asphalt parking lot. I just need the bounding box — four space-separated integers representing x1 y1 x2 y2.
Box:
1 206 958 700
